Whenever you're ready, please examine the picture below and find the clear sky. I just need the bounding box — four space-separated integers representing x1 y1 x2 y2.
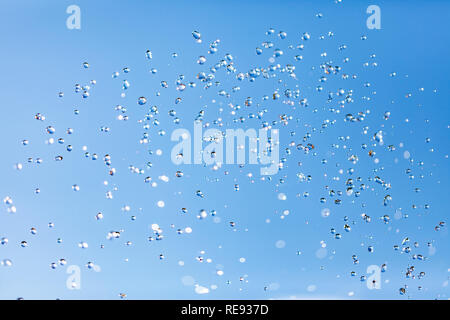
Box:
0 0 449 300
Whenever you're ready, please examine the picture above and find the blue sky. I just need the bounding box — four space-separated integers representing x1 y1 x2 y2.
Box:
0 0 449 299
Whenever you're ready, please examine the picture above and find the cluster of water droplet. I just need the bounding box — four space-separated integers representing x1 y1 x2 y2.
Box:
1 10 447 300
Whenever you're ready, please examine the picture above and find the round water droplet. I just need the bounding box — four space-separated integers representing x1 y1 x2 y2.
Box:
138 96 147 105
1 259 12 267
